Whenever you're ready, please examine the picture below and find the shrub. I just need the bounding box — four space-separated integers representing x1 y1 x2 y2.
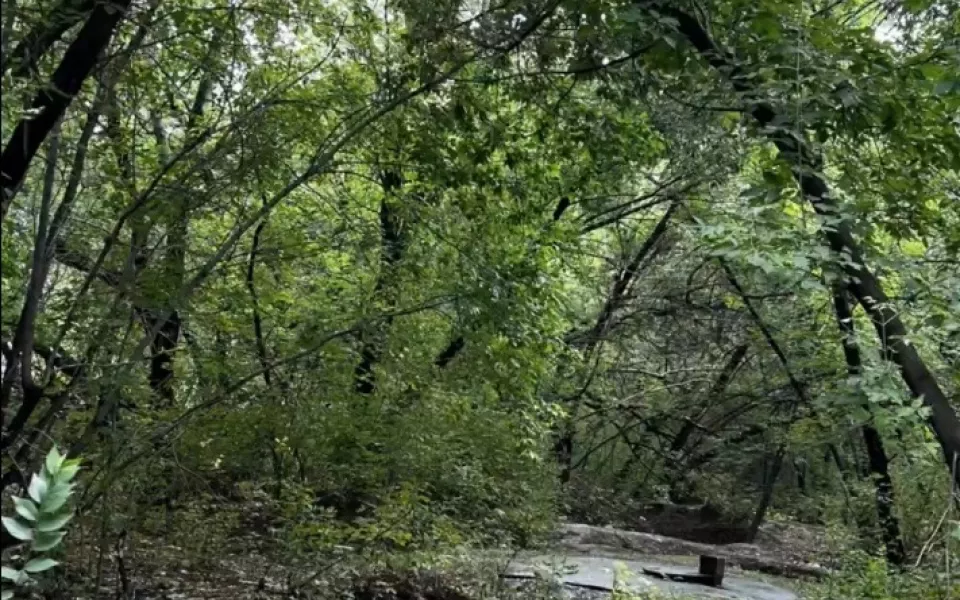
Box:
803 550 956 600
1 447 80 599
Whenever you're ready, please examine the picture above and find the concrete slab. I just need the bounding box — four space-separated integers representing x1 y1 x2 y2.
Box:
507 554 797 600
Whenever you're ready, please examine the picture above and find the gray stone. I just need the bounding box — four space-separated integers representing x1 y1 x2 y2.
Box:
506 554 798 600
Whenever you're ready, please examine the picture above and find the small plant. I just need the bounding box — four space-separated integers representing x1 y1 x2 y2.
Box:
1 447 80 599
611 562 682 600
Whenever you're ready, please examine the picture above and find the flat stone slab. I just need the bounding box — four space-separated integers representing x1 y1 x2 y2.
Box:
557 524 827 579
507 554 797 600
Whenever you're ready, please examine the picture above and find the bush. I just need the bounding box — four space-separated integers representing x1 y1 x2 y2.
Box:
803 551 956 600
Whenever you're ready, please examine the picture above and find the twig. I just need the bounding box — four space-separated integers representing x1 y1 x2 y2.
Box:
915 502 952 568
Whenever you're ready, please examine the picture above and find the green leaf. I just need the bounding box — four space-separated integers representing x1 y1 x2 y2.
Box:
13 497 39 522
40 483 72 513
32 530 65 552
23 557 58 573
1 516 33 541
45 447 65 476
903 0 933 14
934 81 957 96
1 566 23 582
57 460 81 483
28 473 48 503
620 7 645 22
2 588 13 600
37 511 72 532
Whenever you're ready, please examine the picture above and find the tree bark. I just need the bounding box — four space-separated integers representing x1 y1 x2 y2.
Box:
832 288 906 565
0 0 95 78
0 122 60 412
142 57 214 405
247 218 272 385
748 450 783 542
434 336 465 368
353 170 406 395
0 64 119 493
659 4 960 486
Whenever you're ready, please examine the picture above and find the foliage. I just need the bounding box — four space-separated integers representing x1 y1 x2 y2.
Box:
1 448 80 599
0 0 958 595
803 551 958 600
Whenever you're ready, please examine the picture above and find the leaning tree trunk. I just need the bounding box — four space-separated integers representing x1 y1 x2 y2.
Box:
657 4 960 486
748 450 784 542
670 344 749 455
832 288 906 565
667 343 748 502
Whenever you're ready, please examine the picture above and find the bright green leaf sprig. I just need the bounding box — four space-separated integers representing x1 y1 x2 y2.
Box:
1 447 80 598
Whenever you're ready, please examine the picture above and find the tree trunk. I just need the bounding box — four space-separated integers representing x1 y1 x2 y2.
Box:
434 336 465 368
145 311 180 405
557 201 677 481
748 451 783 542
0 0 95 78
668 343 748 502
670 343 748 454
1 0 132 216
353 170 405 395
832 288 906 565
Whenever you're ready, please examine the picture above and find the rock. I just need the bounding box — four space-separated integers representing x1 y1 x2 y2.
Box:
507 555 799 600
556 524 828 579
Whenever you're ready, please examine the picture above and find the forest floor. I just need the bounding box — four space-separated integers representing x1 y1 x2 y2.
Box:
51 515 830 599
